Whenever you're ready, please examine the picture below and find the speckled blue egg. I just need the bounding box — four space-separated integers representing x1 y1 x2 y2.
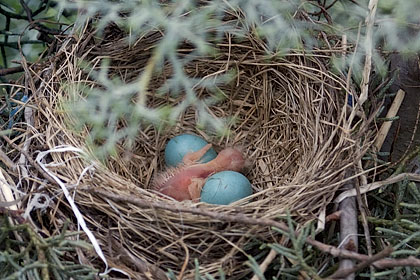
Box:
201 171 252 205
164 134 217 167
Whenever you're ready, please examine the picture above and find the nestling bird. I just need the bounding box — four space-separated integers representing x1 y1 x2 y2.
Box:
153 144 245 202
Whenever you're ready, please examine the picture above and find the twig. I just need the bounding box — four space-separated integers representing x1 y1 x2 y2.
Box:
20 0 61 36
0 40 44 48
13 106 35 212
20 0 35 22
25 224 50 280
0 30 21 36
338 173 358 280
0 207 25 223
0 168 20 211
345 22 364 123
307 1 333 24
334 173 420 203
374 89 406 151
2 14 10 69
325 210 341 222
0 65 24 76
358 0 378 105
354 161 374 276
371 256 420 269
338 31 358 280
87 188 420 270
111 239 168 280
178 241 190 280
0 167 27 268
325 0 340 10
354 3 379 266
0 196 24 208
1 136 57 185
250 248 277 280
0 2 47 19
0 147 16 169
330 247 394 278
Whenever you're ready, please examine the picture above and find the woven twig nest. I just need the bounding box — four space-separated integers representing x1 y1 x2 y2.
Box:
18 23 373 279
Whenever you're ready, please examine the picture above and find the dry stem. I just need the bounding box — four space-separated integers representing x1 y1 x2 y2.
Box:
250 248 278 280
330 247 393 279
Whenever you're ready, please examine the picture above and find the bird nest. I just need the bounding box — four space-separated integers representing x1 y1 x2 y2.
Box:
11 23 374 279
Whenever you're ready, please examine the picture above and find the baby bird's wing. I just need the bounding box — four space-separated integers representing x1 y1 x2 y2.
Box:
152 166 180 190
182 144 213 165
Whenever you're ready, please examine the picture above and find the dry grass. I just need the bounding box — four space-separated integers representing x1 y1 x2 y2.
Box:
6 22 376 279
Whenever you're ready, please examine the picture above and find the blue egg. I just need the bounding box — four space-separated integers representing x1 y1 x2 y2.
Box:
164 134 217 167
201 171 252 205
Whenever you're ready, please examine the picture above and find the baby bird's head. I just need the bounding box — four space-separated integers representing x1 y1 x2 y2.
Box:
216 148 245 172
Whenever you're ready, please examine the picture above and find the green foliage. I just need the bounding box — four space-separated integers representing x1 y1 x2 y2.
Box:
0 0 74 69
56 0 325 156
0 0 75 131
166 259 226 280
244 214 325 280
240 193 420 279
362 148 420 279
366 184 420 277
51 0 420 157
0 216 98 280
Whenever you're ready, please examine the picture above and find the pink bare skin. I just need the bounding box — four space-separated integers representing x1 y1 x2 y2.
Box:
154 144 245 202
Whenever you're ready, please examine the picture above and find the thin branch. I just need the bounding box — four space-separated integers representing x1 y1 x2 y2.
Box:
353 5 385 263
1 136 57 185
307 1 333 24
0 1 48 19
20 0 34 21
330 247 394 279
338 173 358 280
0 30 21 36
355 163 374 276
250 248 278 280
334 172 420 203
32 0 49 17
0 196 24 208
111 238 168 280
0 207 25 224
359 0 378 105
338 37 358 280
374 89 406 150
325 210 341 222
0 66 24 76
0 147 16 169
2 15 11 68
325 0 339 10
20 0 61 36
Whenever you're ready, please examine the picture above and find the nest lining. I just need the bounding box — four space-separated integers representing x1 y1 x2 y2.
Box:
13 25 374 279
